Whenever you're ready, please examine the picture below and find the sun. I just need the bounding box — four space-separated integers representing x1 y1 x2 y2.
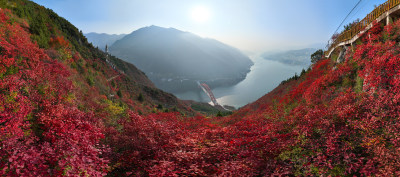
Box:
191 6 211 23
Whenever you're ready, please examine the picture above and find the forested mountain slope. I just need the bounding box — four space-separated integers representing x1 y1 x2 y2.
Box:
226 22 400 176
0 1 194 175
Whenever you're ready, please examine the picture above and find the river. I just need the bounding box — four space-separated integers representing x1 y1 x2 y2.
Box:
173 55 308 108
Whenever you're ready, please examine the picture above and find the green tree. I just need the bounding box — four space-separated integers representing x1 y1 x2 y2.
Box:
86 76 94 86
300 68 306 76
117 90 122 98
137 93 144 102
311 49 323 64
344 18 360 31
216 111 223 117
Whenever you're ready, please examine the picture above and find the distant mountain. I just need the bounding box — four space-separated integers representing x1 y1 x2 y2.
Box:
85 32 126 51
262 48 317 66
109 25 253 93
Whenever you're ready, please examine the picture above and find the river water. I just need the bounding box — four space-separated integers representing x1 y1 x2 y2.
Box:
173 55 308 108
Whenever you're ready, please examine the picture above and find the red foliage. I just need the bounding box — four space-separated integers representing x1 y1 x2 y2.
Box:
5 3 400 176
0 9 108 176
49 36 69 48
104 17 400 176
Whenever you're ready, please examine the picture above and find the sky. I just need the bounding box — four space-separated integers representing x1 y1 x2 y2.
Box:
31 0 386 53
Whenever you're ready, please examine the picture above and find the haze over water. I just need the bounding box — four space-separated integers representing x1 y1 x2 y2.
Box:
174 55 307 108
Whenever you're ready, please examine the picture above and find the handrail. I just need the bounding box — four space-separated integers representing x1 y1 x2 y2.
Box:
325 0 400 57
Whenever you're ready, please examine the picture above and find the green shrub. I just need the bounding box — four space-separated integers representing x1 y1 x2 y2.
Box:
137 93 144 102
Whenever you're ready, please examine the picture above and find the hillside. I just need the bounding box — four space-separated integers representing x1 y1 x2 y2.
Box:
3 0 400 176
227 22 400 176
262 48 317 66
0 1 199 175
103 21 400 176
109 25 253 93
85 32 126 51
0 0 198 112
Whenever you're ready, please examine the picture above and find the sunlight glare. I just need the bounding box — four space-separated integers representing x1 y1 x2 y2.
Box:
191 6 211 23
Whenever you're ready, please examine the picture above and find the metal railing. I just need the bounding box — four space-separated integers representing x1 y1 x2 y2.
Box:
326 0 400 56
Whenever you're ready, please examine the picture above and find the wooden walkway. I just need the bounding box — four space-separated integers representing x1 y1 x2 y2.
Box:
326 0 400 57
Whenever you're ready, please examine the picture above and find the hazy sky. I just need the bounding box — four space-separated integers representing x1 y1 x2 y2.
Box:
31 0 385 53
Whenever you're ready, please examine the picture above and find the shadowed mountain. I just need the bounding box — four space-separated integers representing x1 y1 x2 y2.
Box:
109 25 253 93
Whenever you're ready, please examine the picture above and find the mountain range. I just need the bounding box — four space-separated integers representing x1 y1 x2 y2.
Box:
262 48 317 66
104 25 253 93
85 32 126 51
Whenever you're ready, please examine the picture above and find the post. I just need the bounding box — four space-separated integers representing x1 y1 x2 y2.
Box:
350 42 353 52
387 14 393 25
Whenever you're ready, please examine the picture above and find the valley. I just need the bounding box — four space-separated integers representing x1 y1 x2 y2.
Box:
174 55 307 108
85 31 311 108
96 25 253 93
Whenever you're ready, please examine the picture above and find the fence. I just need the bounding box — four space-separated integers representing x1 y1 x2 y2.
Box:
325 0 400 56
